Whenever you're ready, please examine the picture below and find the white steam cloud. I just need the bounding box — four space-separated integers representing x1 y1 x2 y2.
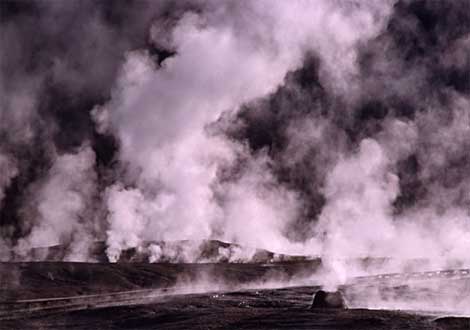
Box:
16 145 97 261
92 0 393 262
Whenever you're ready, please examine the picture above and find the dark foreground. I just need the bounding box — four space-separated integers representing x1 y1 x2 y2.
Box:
1 262 469 329
1 286 469 330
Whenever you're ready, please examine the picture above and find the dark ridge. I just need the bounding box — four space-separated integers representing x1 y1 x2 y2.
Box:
6 240 316 264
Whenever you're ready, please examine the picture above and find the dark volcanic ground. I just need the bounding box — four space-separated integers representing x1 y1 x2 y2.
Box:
2 286 470 330
0 260 319 300
1 261 470 330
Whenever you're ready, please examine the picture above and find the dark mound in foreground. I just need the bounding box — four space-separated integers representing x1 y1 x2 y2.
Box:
310 290 347 309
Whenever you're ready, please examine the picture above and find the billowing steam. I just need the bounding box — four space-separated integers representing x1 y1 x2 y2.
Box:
91 0 393 261
15 144 98 261
1 0 470 293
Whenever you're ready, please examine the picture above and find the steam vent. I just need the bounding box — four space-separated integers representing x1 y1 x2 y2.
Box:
2 0 470 328
310 290 347 309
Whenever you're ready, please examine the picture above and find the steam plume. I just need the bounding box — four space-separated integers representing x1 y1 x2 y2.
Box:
1 0 469 287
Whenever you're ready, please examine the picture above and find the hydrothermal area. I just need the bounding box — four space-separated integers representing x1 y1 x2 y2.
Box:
1 261 469 329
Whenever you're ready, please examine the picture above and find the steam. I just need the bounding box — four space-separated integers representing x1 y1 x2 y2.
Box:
92 0 392 261
315 138 400 258
15 145 98 261
1 0 469 305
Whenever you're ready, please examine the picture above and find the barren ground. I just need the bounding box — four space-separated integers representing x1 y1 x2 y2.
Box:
1 261 469 329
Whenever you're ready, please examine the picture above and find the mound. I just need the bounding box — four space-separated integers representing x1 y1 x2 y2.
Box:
310 290 347 309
